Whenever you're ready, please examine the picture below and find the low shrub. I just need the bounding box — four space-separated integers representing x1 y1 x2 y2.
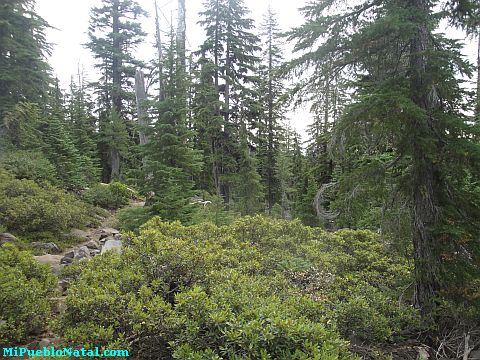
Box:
0 170 97 236
60 216 420 358
0 150 58 185
0 243 57 344
115 206 153 232
82 182 134 210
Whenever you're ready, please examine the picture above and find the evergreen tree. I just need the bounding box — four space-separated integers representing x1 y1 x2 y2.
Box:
287 0 480 321
196 0 261 203
256 7 286 211
86 0 146 182
141 27 202 223
67 73 101 184
0 0 51 118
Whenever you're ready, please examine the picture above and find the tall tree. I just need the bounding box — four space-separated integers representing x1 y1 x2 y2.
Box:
287 0 480 321
256 7 286 211
86 0 146 182
141 26 202 223
0 0 51 118
197 0 261 203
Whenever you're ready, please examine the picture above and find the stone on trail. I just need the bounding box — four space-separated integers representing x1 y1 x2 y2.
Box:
101 239 122 254
70 229 89 241
32 242 61 254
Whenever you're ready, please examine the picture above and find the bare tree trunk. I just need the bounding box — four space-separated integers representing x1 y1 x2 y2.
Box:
409 0 440 320
110 0 122 182
135 68 148 146
154 0 164 102
476 31 480 121
177 0 186 68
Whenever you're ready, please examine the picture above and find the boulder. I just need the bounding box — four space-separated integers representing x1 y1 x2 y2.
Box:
85 239 101 250
74 246 91 260
101 239 122 254
32 242 61 254
0 233 17 245
61 251 74 265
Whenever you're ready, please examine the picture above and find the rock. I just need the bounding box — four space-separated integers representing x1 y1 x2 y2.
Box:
34 254 63 265
38 338 51 348
98 227 120 240
0 233 17 245
74 245 91 260
90 249 101 256
61 251 74 264
32 242 61 254
58 279 70 293
114 233 122 240
85 239 101 250
70 228 89 240
100 235 115 244
89 230 103 242
101 239 122 254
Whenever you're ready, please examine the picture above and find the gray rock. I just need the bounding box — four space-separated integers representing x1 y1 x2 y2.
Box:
114 233 122 240
100 235 115 244
61 256 73 265
0 233 17 245
32 242 61 254
103 227 120 235
37 338 51 348
85 239 101 250
90 249 101 256
75 245 91 260
64 250 75 258
101 239 122 254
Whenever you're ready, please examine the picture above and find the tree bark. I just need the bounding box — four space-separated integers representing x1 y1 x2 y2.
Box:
109 0 122 181
154 0 165 102
409 0 440 320
476 31 479 122
135 68 148 146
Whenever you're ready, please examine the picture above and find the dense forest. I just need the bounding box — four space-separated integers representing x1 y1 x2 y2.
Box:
1 0 480 358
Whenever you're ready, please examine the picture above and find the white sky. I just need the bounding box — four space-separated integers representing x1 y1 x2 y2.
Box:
35 0 477 138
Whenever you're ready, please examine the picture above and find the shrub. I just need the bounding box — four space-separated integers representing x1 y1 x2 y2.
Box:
59 216 420 358
0 150 58 185
0 170 97 236
0 243 57 344
60 218 355 359
82 182 134 210
115 206 153 232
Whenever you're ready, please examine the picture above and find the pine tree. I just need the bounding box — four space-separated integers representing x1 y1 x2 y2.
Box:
86 0 146 182
0 0 52 118
141 27 202 223
256 7 286 211
66 73 101 184
287 0 480 321
196 0 261 203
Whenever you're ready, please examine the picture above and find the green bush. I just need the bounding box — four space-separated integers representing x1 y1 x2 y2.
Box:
0 170 97 236
115 206 153 232
0 243 57 344
59 216 420 358
82 182 134 210
60 218 356 359
0 150 58 185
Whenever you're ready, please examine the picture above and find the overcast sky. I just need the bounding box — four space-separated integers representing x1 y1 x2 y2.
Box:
35 0 477 138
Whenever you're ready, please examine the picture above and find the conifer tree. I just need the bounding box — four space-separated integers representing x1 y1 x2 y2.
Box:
141 27 202 223
256 7 286 211
287 0 480 321
0 0 51 118
86 0 146 182
196 0 261 203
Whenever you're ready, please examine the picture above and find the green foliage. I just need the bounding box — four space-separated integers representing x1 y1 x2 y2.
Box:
115 206 153 232
82 182 134 210
0 170 95 236
0 243 57 344
60 216 418 358
190 194 239 226
0 150 58 185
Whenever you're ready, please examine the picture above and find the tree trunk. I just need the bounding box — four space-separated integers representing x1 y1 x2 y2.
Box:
177 0 186 68
476 31 479 122
135 68 148 146
409 0 440 320
154 0 165 102
267 24 274 211
111 0 122 113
